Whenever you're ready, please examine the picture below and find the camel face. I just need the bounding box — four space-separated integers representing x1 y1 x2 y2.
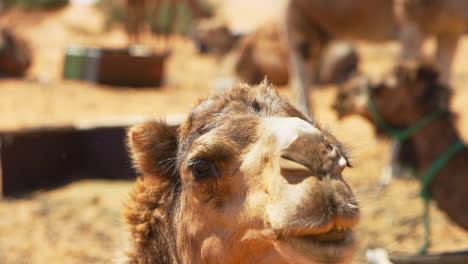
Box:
234 24 290 86
374 63 450 126
127 83 359 264
256 118 359 264
194 20 240 56
333 74 371 119
334 63 450 127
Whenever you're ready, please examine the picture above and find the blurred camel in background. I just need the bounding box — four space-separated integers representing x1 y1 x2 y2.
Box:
194 18 241 57
194 21 359 87
333 62 468 231
232 23 358 86
0 28 31 77
285 0 468 114
125 0 210 46
395 0 468 83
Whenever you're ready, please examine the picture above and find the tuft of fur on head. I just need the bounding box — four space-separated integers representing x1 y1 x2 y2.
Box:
177 81 310 161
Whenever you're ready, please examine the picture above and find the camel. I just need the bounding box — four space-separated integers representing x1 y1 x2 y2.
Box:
232 23 358 86
125 0 210 46
194 21 358 86
0 28 31 77
285 0 468 114
232 23 290 85
395 0 468 83
194 18 241 57
334 72 419 183
124 82 360 263
333 62 468 231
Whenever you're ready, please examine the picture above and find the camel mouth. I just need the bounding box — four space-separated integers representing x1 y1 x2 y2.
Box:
282 226 353 246
301 227 350 242
274 226 357 263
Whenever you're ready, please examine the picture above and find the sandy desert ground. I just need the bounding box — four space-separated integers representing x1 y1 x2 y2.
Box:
1 3 468 264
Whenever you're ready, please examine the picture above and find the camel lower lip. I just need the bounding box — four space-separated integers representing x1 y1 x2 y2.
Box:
283 229 354 249
275 229 356 263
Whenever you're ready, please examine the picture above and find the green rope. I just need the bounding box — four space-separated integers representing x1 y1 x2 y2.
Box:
420 139 465 200
367 97 447 142
417 139 465 254
419 198 431 255
419 139 465 200
367 96 466 255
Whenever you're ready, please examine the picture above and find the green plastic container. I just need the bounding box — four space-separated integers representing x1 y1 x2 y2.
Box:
63 45 86 80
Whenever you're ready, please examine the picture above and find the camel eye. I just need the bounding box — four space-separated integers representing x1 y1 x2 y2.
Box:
372 84 386 96
353 88 362 95
188 159 218 180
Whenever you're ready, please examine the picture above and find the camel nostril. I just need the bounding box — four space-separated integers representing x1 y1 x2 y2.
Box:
332 156 348 175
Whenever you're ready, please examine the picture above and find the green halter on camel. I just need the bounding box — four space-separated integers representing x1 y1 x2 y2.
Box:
367 96 465 254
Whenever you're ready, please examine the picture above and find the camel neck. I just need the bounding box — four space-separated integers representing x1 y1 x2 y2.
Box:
411 114 460 174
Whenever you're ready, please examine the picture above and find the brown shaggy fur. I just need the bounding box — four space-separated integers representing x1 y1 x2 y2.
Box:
125 121 180 264
124 84 306 263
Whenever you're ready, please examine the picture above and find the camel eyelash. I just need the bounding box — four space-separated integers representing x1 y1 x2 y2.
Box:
187 159 220 180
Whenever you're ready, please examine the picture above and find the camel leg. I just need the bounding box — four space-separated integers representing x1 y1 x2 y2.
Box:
125 0 147 46
288 42 314 115
399 23 424 62
380 141 402 186
435 33 460 84
283 5 327 116
185 0 207 19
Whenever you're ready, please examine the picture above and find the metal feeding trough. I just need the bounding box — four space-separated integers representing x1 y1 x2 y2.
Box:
391 249 468 264
0 116 184 197
63 45 169 87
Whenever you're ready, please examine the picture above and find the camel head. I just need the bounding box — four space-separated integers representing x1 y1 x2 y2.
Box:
333 62 450 128
333 73 371 119
194 19 241 56
125 82 359 264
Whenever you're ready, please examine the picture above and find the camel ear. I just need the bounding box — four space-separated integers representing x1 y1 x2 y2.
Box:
406 64 451 109
415 63 439 83
394 62 438 84
386 64 410 89
394 62 440 98
127 121 179 180
412 63 443 98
